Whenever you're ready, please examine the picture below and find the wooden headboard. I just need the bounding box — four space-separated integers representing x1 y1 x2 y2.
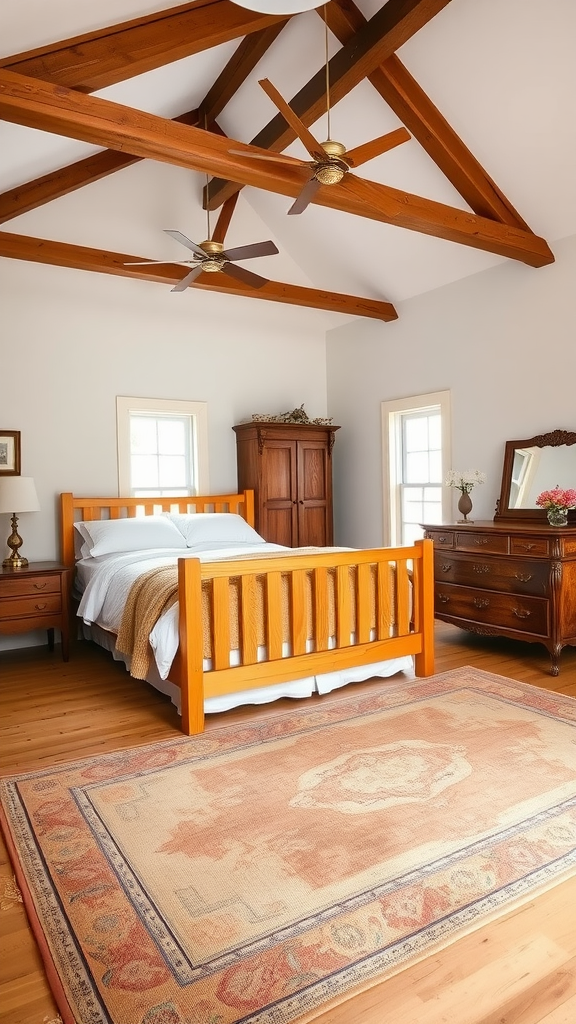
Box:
60 490 255 568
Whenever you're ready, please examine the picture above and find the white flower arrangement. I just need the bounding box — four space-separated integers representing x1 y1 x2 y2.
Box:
445 469 486 494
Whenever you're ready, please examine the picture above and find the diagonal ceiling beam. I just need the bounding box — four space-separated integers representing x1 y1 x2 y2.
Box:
0 70 554 267
0 110 199 224
206 0 453 209
0 231 399 322
0 0 289 93
0 21 286 225
325 0 531 230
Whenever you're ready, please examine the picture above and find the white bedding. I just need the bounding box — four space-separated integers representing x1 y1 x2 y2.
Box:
76 544 413 714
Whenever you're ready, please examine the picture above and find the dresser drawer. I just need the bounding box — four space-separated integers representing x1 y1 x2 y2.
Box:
510 537 550 557
0 574 62 598
454 531 509 554
434 583 548 636
425 529 454 548
434 552 549 596
0 593 62 619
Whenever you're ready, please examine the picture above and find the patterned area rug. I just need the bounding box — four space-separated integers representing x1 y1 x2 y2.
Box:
2 667 576 1024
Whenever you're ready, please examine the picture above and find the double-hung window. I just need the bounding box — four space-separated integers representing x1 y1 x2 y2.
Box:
116 397 209 497
382 391 452 545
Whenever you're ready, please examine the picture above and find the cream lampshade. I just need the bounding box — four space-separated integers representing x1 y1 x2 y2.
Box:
0 476 40 568
233 1 324 12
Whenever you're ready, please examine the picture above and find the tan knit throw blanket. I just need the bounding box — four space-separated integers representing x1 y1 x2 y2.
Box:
116 549 392 681
116 565 180 679
116 548 333 680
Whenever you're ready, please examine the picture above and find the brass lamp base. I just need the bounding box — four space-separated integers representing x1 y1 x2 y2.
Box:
3 513 29 569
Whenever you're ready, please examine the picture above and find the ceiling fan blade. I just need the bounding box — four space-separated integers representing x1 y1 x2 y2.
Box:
222 262 269 289
228 148 306 168
223 240 279 262
345 127 411 169
164 229 206 258
259 79 325 162
287 176 322 216
171 264 204 292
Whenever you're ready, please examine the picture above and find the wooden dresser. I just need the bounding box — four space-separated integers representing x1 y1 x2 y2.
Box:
233 421 340 547
421 520 576 675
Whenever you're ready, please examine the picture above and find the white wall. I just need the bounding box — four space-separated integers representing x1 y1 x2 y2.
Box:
326 233 576 547
0 257 330 649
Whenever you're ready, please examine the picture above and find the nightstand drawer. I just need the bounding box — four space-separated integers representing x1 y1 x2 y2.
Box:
0 593 62 618
434 583 548 636
0 574 62 598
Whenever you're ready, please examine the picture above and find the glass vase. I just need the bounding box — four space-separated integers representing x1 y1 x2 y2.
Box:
546 506 569 527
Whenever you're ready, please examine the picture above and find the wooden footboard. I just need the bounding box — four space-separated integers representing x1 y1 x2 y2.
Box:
173 540 435 734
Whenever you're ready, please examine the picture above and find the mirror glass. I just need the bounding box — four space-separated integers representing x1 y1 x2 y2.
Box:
495 429 576 521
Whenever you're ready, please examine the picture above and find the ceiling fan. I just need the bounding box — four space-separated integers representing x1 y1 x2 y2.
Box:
230 11 410 216
124 192 279 292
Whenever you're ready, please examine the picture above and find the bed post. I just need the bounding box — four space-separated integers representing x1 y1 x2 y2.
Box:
243 489 255 527
60 493 76 568
178 557 205 734
413 537 435 677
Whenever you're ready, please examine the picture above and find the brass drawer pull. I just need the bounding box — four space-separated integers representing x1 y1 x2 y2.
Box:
473 564 490 573
514 573 533 582
34 602 47 610
473 538 489 546
513 607 531 619
518 543 535 551
437 536 447 543
440 563 452 573
473 597 490 609
33 581 48 590
437 593 450 604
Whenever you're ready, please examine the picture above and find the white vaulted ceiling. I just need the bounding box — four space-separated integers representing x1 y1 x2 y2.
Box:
1 0 575 323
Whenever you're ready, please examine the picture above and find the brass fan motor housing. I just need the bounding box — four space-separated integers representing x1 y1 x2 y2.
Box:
198 239 226 274
315 140 349 185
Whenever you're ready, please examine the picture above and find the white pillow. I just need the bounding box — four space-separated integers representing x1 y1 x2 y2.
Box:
74 516 187 558
164 512 264 549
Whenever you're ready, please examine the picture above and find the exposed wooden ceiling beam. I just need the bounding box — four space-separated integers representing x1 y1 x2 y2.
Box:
198 22 288 126
0 231 398 322
0 69 554 268
0 109 200 224
0 1 289 93
0 21 285 225
206 0 453 209
325 0 531 231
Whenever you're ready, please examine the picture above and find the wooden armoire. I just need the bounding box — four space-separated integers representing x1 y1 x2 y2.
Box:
233 421 340 547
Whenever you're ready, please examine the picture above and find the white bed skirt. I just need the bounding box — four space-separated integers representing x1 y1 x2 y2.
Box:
83 623 414 715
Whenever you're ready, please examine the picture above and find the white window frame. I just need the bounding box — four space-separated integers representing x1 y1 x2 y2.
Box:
381 390 452 546
116 396 209 496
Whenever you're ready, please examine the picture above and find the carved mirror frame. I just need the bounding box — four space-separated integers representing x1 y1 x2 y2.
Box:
494 428 576 522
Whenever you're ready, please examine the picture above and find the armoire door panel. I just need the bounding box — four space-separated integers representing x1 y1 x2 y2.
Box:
298 444 329 502
298 505 329 548
262 444 297 502
263 508 296 548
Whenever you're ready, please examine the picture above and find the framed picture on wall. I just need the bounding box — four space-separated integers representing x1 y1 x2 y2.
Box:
0 430 21 475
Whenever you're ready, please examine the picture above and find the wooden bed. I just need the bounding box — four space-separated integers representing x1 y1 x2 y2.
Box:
61 490 435 735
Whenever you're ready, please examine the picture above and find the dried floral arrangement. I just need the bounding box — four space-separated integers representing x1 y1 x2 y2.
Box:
249 404 333 426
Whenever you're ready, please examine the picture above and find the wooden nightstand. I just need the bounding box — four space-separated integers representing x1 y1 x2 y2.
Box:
0 561 71 661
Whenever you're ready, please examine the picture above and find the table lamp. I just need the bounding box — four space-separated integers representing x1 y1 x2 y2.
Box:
0 476 40 568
